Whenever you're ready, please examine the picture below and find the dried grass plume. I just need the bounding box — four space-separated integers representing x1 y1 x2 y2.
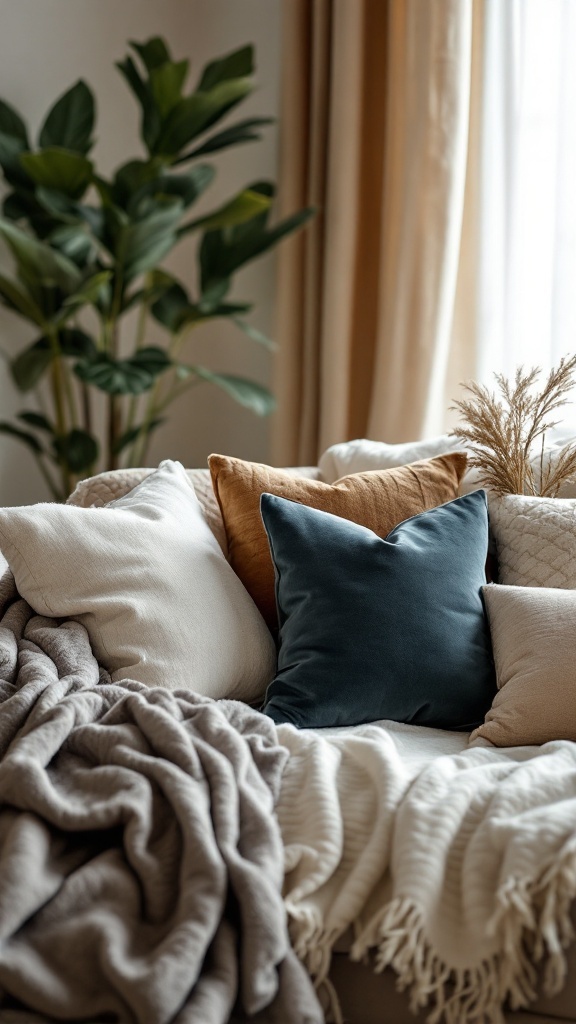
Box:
451 357 576 496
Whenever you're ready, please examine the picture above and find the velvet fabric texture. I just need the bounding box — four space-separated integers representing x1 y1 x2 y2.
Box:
260 489 495 730
208 452 467 630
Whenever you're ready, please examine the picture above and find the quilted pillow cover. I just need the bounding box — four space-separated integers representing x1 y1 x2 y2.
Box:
260 490 495 730
0 460 276 700
209 452 467 630
489 494 576 588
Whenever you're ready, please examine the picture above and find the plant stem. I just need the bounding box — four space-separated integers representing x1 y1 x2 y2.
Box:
47 330 73 497
124 274 152 458
60 358 79 429
81 381 92 435
127 324 190 466
108 394 122 471
129 384 160 467
139 377 201 465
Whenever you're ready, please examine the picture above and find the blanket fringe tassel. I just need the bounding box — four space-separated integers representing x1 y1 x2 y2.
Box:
285 901 344 1023
286 840 576 1024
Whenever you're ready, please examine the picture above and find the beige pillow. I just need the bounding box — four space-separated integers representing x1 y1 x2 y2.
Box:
469 584 576 747
318 435 467 482
489 494 576 588
0 461 276 701
318 436 576 497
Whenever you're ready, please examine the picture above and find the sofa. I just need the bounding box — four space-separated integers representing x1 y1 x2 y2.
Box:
64 458 576 1024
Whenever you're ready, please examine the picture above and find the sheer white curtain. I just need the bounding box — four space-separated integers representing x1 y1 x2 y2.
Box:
478 0 576 385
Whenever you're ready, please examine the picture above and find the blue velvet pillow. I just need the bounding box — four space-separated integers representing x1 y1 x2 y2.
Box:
260 490 495 730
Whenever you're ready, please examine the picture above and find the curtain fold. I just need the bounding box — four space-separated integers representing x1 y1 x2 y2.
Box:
272 0 481 465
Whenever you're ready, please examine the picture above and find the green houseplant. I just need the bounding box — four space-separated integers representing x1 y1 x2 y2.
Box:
0 37 311 500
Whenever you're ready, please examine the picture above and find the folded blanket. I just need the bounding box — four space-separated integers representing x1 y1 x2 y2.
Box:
0 569 322 1024
277 721 576 1024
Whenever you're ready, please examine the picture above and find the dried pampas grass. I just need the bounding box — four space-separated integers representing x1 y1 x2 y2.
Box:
451 357 576 497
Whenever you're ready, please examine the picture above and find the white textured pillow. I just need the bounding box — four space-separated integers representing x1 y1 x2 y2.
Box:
318 435 466 484
0 460 276 700
68 466 229 555
470 584 576 747
489 494 576 588
318 436 576 498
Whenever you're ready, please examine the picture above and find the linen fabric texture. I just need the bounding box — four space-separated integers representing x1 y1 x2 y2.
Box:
0 460 276 700
260 489 495 731
209 452 467 630
470 584 576 747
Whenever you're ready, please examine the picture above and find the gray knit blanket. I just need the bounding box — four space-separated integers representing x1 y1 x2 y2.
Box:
0 568 322 1024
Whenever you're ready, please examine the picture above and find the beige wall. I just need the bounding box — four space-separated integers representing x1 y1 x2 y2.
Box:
0 0 282 505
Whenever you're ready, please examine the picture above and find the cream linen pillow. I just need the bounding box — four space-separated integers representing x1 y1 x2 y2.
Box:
0 460 276 700
318 436 466 483
489 494 576 588
470 584 576 747
319 436 576 497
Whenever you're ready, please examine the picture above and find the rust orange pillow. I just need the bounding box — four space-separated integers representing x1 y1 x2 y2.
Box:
208 452 467 630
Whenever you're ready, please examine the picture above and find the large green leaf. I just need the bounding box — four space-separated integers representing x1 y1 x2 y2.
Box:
113 161 214 215
11 343 52 391
48 223 95 266
0 421 43 454
35 187 79 223
232 317 276 350
150 281 189 331
154 78 253 156
56 327 97 357
74 346 171 395
180 365 275 415
176 117 273 162
112 159 162 207
122 268 178 313
144 166 214 209
0 131 30 187
38 81 95 154
0 273 45 325
11 328 97 391
0 99 28 144
53 428 98 473
0 217 82 294
199 205 314 292
120 198 184 280
3 190 34 221
150 60 189 117
63 270 112 309
20 148 93 198
198 277 231 311
180 188 271 235
116 56 148 107
130 37 171 72
18 411 53 433
115 57 161 152
197 45 254 91
152 288 252 332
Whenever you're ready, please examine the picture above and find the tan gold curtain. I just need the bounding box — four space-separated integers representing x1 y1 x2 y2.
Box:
272 0 484 466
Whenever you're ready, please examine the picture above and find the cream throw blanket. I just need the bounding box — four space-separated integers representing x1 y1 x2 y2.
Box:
276 720 576 1024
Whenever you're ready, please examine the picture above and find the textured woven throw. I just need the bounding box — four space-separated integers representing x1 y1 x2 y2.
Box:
277 721 576 1024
